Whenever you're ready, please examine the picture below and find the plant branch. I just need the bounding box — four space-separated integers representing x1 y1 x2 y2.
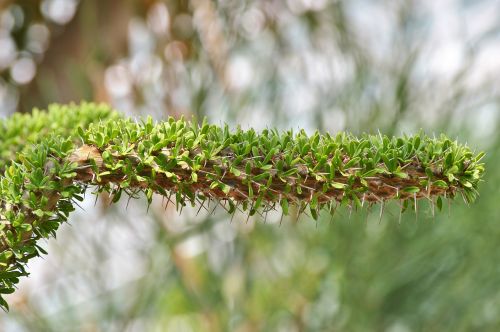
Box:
0 103 485 311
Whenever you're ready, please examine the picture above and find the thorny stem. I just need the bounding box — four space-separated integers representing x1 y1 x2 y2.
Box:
0 103 485 311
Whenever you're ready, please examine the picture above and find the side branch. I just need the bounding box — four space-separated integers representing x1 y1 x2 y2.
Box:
69 145 457 205
0 114 485 311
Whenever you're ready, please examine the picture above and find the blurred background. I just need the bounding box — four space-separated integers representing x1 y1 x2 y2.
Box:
0 0 499 331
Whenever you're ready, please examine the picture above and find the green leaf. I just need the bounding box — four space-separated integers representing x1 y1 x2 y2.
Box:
310 206 318 220
436 196 443 211
433 180 448 188
403 186 420 193
281 198 289 215
445 153 453 168
245 162 252 175
164 171 175 178
344 157 360 169
331 182 346 189
461 180 472 188
474 151 485 162
248 183 254 199
310 195 318 210
446 165 459 175
0 288 15 294
33 209 44 218
0 296 9 311
112 189 122 203
230 167 241 176
221 183 231 194
413 136 421 150
191 172 198 182
393 171 408 179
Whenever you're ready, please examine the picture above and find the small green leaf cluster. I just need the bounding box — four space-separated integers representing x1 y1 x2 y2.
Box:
0 102 118 310
0 102 119 172
0 104 485 311
0 136 82 310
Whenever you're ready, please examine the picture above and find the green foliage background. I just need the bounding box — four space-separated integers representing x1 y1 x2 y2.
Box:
0 1 499 331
